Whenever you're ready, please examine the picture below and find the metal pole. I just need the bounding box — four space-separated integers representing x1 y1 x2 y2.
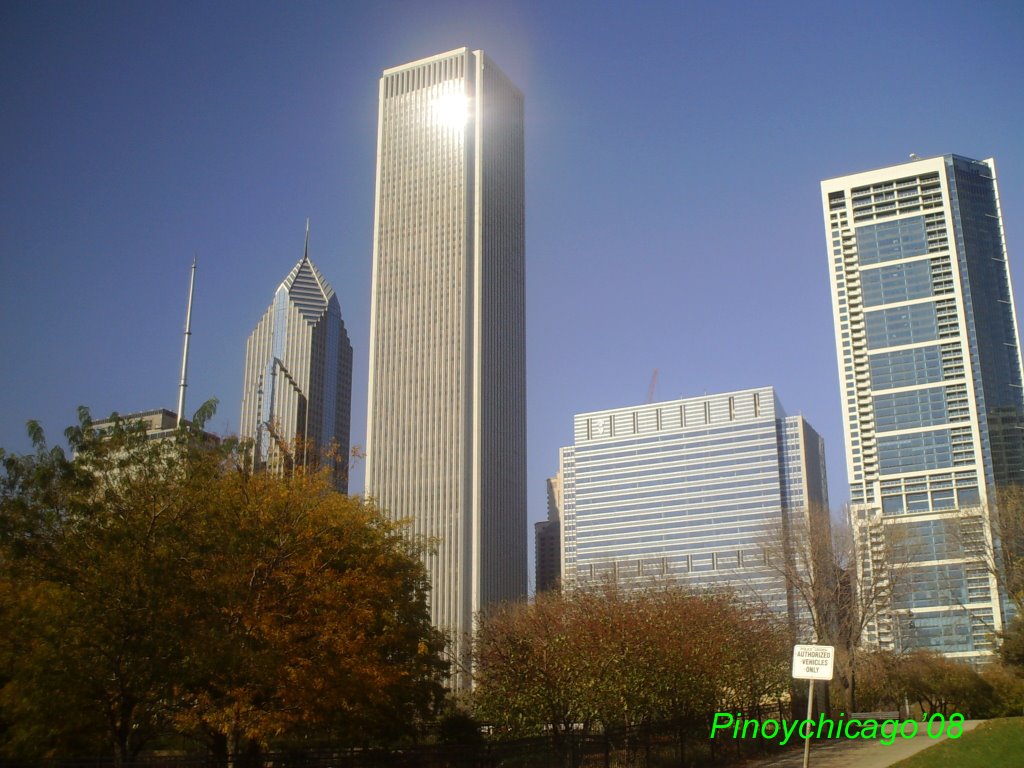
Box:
802 680 815 768
176 257 197 426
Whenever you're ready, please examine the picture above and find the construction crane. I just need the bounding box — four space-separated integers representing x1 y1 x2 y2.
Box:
646 368 659 404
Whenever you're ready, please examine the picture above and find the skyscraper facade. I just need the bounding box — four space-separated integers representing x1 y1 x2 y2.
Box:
535 472 563 594
240 236 353 491
822 155 1024 659
365 49 527 651
559 387 830 631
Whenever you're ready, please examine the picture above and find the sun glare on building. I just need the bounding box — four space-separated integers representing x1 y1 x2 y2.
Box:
431 90 469 127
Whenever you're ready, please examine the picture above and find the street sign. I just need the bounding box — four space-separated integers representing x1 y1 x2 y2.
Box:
792 644 835 768
792 644 835 681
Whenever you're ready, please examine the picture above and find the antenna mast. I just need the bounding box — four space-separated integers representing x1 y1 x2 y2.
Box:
176 257 197 426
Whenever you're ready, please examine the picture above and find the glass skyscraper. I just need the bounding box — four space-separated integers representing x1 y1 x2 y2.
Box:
365 49 527 659
560 387 829 631
822 155 1024 659
240 235 353 492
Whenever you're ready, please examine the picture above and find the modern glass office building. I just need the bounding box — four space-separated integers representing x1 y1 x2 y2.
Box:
822 155 1024 659
560 387 829 630
365 49 527 660
240 232 353 491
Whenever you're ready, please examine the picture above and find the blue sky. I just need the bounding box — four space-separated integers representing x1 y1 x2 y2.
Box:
3 0 1024 579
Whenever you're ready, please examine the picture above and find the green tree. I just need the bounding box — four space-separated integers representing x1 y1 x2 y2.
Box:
1000 616 1024 670
978 661 1024 717
897 650 992 718
0 407 218 762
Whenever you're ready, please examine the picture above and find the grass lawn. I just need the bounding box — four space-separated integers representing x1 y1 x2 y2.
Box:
890 717 1024 768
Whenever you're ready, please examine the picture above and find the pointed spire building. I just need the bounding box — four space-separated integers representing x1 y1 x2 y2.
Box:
240 229 353 490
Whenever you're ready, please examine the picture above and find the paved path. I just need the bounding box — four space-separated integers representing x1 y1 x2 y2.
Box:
737 720 980 768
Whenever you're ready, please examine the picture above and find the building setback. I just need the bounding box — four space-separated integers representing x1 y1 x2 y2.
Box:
822 154 1024 660
560 387 829 633
365 48 527 658
240 234 353 491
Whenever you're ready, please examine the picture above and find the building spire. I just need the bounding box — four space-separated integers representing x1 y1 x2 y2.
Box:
176 256 197 427
303 218 310 261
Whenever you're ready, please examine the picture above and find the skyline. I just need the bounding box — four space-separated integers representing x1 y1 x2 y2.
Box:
3 2 1024 586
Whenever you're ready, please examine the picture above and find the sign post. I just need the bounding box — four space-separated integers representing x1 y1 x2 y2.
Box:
792 644 835 768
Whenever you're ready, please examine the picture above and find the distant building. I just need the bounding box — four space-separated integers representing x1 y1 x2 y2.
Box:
240 234 353 491
93 408 182 440
822 155 1024 659
87 408 219 452
535 471 563 594
365 48 527 657
560 387 830 631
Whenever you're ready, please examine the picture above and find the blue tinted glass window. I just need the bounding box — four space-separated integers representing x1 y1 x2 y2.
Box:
873 388 949 432
907 492 930 512
895 610 974 653
949 156 1024 486
856 216 928 265
893 564 967 609
866 303 938 349
862 259 934 307
878 429 953 474
957 487 981 507
891 519 963 563
882 495 904 514
869 346 944 389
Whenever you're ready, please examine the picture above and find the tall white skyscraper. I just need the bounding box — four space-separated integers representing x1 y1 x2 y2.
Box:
822 155 1024 660
240 232 353 491
365 49 527 654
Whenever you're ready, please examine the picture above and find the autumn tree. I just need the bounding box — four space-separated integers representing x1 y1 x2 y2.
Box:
0 407 447 762
994 485 1024 613
175 465 448 755
762 507 921 713
849 649 905 713
758 504 838 646
473 590 599 743
473 585 789 764
950 485 1024 616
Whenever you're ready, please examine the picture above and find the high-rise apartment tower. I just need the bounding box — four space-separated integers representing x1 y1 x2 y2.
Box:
822 155 1024 659
365 49 527 653
240 232 353 491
